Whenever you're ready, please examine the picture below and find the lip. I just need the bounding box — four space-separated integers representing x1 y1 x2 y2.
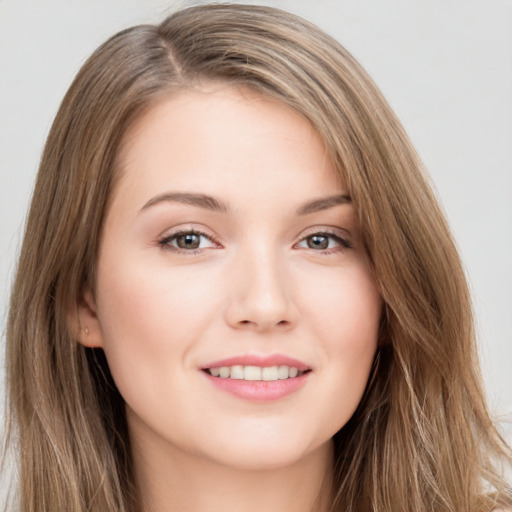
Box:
201 354 311 372
200 353 312 402
202 371 310 401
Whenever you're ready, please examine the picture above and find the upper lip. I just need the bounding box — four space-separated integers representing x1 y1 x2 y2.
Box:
201 354 311 372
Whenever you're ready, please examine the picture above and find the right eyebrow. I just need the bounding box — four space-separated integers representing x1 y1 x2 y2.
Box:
139 192 229 214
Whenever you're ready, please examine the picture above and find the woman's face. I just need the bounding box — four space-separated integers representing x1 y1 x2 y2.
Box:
80 85 382 470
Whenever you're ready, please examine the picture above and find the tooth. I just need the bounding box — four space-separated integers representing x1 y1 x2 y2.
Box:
244 365 262 381
230 365 244 379
262 366 279 381
208 364 305 380
278 365 289 379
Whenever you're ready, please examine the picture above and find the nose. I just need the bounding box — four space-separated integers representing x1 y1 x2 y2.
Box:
224 247 298 333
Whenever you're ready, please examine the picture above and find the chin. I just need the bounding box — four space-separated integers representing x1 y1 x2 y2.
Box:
199 433 331 472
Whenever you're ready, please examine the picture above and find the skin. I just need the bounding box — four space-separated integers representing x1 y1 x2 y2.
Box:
78 84 382 512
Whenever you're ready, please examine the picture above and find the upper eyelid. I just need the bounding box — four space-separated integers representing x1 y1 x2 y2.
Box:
158 224 218 240
296 225 352 241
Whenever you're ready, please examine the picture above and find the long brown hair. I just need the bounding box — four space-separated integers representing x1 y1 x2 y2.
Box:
5 4 511 511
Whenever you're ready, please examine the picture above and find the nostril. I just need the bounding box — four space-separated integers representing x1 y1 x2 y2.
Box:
235 318 289 330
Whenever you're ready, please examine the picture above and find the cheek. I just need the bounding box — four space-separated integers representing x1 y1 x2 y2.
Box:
301 264 381 416
327 268 381 367
97 250 217 333
94 253 220 394
303 262 381 344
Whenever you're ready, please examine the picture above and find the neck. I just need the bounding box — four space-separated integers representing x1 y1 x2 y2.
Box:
130 423 334 512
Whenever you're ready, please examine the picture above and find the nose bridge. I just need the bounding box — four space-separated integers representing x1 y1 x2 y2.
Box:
226 239 297 331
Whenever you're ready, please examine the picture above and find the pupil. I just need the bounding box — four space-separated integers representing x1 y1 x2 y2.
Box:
308 235 328 250
177 233 200 249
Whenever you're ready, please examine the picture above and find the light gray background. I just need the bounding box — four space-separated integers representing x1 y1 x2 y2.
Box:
1 0 511 488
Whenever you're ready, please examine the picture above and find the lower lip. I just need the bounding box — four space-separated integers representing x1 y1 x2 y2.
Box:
202 371 310 401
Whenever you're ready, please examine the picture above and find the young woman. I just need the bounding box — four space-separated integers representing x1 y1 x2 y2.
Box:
5 3 511 511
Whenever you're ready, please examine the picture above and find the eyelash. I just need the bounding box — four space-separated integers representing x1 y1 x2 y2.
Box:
158 229 221 255
296 230 352 253
157 229 352 255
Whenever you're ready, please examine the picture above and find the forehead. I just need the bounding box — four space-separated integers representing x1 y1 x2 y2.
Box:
112 84 345 212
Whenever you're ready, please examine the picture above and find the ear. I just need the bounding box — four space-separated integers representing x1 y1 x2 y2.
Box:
75 288 104 348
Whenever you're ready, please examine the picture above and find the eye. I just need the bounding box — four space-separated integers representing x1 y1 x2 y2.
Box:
296 232 351 252
158 230 219 253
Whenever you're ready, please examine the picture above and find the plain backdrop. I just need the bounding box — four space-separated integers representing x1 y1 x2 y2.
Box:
1 0 511 490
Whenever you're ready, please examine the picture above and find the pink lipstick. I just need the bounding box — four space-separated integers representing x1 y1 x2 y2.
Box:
200 354 312 401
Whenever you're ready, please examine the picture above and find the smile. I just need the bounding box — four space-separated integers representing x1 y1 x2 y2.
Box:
201 355 312 401
205 365 309 380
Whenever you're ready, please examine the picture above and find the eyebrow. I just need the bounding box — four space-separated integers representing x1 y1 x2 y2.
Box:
139 192 351 215
140 192 229 213
296 194 351 215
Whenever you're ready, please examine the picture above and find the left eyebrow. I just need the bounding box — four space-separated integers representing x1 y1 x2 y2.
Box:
296 194 351 215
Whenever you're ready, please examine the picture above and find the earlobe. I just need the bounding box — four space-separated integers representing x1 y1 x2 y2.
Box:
76 288 104 348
